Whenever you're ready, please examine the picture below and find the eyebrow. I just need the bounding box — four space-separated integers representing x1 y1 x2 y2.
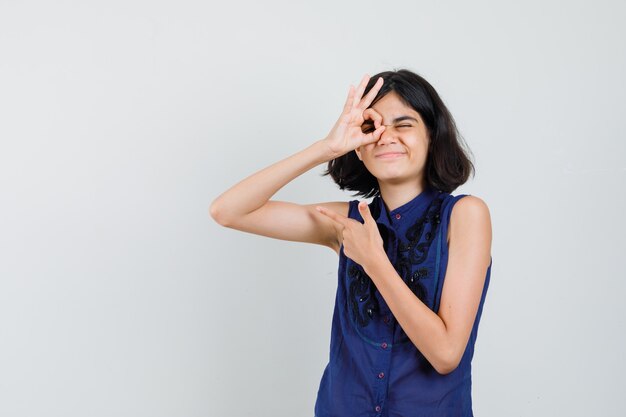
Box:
386 115 418 125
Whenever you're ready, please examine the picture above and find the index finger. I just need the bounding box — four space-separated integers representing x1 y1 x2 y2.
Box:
315 205 349 227
363 108 383 128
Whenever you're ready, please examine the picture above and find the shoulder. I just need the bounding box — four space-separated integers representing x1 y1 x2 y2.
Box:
451 195 490 218
322 201 351 255
448 195 492 246
440 194 491 244
318 200 350 217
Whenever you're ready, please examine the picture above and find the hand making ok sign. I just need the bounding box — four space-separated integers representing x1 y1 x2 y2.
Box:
321 74 386 160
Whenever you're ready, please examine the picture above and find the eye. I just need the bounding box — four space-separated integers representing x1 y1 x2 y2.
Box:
397 124 412 128
361 123 375 133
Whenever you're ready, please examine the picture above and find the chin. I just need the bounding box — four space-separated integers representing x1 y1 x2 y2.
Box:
374 172 408 182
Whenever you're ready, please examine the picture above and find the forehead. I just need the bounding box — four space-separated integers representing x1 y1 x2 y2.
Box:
371 91 421 120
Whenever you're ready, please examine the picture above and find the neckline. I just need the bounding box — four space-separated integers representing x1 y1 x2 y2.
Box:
374 185 438 222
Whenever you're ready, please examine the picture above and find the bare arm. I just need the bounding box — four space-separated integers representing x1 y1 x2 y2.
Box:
209 74 387 254
315 196 492 374
362 196 492 375
209 140 346 253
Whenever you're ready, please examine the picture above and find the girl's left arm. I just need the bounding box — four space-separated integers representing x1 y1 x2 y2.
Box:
363 196 492 375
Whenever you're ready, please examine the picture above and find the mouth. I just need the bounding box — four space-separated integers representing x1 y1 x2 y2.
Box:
376 152 406 159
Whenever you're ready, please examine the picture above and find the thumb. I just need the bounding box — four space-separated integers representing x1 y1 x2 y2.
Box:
358 201 375 225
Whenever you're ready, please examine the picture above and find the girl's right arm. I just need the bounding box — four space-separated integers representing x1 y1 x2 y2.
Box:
209 74 386 255
210 140 347 254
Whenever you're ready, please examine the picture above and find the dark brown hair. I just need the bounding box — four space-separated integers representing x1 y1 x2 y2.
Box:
321 68 475 198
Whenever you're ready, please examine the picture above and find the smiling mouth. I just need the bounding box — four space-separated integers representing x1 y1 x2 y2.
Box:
376 153 406 159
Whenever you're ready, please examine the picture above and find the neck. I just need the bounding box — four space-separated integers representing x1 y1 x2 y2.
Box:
378 179 428 212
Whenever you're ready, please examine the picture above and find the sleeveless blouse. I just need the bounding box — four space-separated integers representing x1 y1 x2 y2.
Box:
314 186 492 417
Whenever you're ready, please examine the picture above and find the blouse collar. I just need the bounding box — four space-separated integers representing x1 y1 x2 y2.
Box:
369 185 439 229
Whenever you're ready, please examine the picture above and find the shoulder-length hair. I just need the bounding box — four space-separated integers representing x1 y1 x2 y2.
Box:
322 68 475 198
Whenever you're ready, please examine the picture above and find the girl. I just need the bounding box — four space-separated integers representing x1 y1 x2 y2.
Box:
210 69 492 417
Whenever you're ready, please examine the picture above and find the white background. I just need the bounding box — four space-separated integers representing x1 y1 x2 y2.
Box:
1 0 625 416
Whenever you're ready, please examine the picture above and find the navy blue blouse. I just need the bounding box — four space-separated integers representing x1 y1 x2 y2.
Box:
314 186 492 417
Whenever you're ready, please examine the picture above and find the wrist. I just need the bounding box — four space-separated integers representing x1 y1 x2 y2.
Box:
362 248 390 276
314 138 340 162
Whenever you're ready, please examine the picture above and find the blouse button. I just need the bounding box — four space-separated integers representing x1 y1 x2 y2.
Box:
375 405 382 412
381 342 388 349
395 213 401 219
378 372 385 379
383 316 390 323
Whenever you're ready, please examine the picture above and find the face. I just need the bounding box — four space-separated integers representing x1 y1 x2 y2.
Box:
355 91 430 185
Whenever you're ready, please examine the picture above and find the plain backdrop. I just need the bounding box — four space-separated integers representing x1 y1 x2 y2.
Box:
1 0 625 416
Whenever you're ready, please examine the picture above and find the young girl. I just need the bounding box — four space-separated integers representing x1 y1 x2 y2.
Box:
210 69 492 417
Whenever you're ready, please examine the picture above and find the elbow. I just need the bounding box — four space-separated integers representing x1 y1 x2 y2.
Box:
434 349 462 376
435 360 459 376
209 200 231 227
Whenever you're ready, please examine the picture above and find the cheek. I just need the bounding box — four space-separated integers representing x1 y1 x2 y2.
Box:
359 144 376 159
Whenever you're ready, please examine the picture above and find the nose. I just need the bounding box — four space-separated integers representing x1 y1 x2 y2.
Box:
377 125 397 145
